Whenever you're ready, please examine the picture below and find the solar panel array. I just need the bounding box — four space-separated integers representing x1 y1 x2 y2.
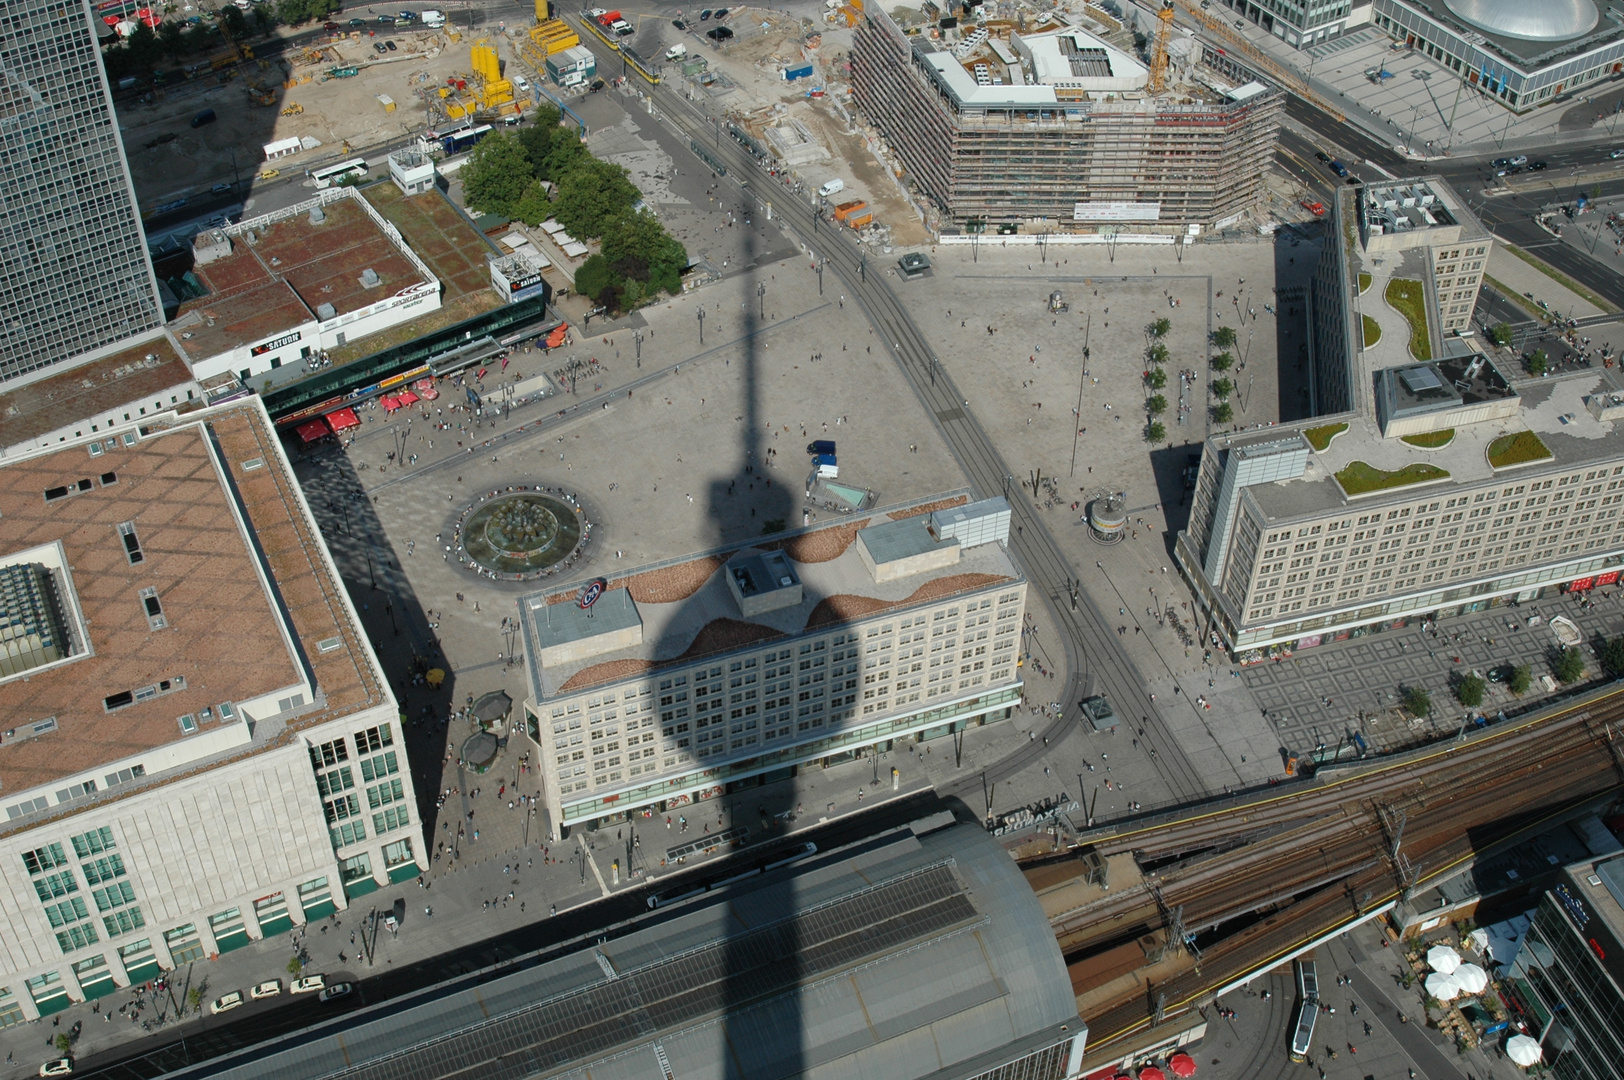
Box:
320 864 975 1080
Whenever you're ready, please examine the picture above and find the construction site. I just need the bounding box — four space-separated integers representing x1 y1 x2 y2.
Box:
846 0 1286 231
116 20 536 210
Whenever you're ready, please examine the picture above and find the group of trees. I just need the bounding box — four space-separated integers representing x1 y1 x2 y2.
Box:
104 1 337 81
461 111 688 311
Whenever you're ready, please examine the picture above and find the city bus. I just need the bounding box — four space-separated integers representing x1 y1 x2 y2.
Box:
440 124 493 155
311 158 370 188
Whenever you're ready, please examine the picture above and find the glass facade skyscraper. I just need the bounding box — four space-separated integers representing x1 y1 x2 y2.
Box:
0 1 163 384
1505 859 1624 1080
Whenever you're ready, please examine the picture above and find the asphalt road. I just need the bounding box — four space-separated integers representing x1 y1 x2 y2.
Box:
574 29 1212 806
1277 96 1624 312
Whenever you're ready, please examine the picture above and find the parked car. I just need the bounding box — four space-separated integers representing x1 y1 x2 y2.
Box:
1488 665 1514 683
1314 150 1330 162
373 42 387 52
699 7 712 18
385 39 397 49
318 982 353 1003
376 14 395 23
1509 154 1528 166
1529 161 1547 170
1300 199 1325 216
1233 17 1245 28
323 20 340 30
250 980 281 1000
1328 159 1348 177
290 975 326 994
211 182 233 194
713 6 729 16
209 991 244 1015
38 1062 73 1078
348 16 366 24
706 26 732 39
1611 148 1624 159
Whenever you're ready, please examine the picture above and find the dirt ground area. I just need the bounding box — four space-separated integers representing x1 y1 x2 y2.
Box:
668 9 930 245
119 25 513 206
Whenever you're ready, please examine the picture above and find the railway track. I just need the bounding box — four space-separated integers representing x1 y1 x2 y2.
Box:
1073 689 1624 1062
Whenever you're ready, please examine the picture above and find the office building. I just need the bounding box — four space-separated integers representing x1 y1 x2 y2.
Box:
1179 177 1624 656
0 0 165 384
171 187 442 385
1504 853 1624 1080
850 4 1283 230
1373 0 1624 113
520 497 1026 836
1310 176 1491 415
0 398 422 1020
173 819 1087 1080
1221 0 1360 48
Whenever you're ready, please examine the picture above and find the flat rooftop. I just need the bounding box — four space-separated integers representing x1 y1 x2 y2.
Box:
1377 354 1517 423
175 821 1082 1080
1228 369 1624 523
522 498 1017 700
171 192 427 363
1361 178 1471 236
0 401 387 831
1570 852 1624 987
0 333 193 449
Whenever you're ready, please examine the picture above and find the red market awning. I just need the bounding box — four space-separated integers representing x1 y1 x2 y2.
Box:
295 419 330 443
1168 1054 1197 1078
381 395 401 411
396 389 419 406
1139 1069 1167 1080
325 407 361 431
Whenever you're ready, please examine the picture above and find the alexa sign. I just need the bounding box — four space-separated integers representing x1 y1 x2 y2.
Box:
578 577 607 609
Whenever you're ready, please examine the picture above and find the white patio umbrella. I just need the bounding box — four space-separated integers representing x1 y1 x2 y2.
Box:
1506 1034 1542 1067
1425 971 1461 1001
1427 944 1462 974
1453 962 1488 995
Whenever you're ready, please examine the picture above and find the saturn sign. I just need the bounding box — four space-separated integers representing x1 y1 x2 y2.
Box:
578 578 607 609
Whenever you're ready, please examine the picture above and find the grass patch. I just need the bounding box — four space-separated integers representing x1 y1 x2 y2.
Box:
1500 243 1617 313
1304 422 1348 452
1401 428 1454 449
1488 430 1553 469
1385 279 1431 362
1357 272 1372 295
1362 314 1381 348
1335 460 1450 496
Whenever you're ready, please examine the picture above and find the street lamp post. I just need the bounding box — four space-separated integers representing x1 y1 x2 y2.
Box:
697 308 705 344
757 281 766 319
815 260 823 295
633 329 643 366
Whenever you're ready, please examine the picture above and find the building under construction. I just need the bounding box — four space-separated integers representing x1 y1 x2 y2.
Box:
850 2 1283 231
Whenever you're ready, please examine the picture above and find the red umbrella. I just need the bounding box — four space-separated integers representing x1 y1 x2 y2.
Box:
1169 1054 1197 1078
295 419 330 443
396 389 419 406
381 395 401 411
1139 1068 1167 1080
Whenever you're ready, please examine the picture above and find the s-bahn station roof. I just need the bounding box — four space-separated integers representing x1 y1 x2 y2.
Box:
174 820 1082 1080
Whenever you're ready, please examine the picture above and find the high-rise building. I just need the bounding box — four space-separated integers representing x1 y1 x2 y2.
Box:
0 397 421 1020
1223 0 1358 48
520 497 1026 836
850 3 1282 231
0 0 164 384
1504 854 1624 1080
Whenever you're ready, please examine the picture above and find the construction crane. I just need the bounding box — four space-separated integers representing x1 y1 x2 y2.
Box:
1148 0 1175 95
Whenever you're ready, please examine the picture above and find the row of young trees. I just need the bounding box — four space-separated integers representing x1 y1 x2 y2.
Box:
461 111 688 312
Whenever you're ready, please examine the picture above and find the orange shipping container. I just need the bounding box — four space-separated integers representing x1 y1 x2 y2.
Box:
831 199 866 222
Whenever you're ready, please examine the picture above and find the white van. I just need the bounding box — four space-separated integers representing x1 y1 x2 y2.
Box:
818 178 844 198
421 8 445 26
665 43 687 60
